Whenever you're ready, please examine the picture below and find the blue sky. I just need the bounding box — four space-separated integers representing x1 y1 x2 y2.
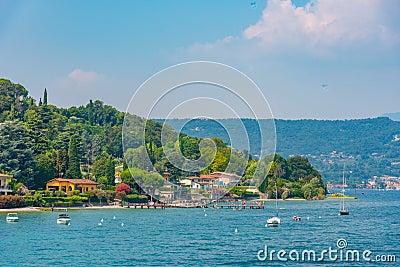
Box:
0 0 399 119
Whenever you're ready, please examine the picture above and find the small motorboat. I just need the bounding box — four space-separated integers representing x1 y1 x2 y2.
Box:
292 216 301 221
57 213 71 225
6 213 19 223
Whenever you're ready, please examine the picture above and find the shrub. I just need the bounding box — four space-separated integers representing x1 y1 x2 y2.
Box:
116 191 126 200
116 183 131 195
125 194 148 203
0 195 26 209
65 195 88 203
15 183 29 196
41 197 67 203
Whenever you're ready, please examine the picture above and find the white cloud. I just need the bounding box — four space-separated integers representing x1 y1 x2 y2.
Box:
179 0 399 61
243 0 400 47
172 0 400 120
67 69 102 85
52 69 105 99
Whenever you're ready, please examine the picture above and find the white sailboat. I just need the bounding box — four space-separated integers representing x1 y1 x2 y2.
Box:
266 183 281 227
339 165 349 216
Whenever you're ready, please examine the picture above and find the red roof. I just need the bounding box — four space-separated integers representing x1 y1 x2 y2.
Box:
48 178 99 185
198 181 213 185
187 176 219 180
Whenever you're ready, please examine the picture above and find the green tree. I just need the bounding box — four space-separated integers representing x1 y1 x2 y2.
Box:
93 152 115 185
65 135 82 178
54 149 68 177
33 154 56 189
0 120 35 188
0 79 29 122
287 156 320 182
43 88 48 106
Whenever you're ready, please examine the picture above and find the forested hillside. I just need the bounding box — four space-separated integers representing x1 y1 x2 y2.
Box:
159 118 400 185
0 78 326 199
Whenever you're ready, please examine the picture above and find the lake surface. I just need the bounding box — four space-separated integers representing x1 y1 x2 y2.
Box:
1 190 399 266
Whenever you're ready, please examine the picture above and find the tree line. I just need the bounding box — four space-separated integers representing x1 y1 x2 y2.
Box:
0 78 325 199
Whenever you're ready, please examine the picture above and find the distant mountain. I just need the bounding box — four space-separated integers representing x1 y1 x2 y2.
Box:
381 112 400 121
158 117 400 185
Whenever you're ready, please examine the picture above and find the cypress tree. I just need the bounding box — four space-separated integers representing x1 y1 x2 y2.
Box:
88 99 94 125
65 135 82 178
43 88 48 106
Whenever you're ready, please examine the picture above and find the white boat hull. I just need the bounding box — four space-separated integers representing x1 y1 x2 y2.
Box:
6 213 19 223
266 216 281 227
57 218 71 225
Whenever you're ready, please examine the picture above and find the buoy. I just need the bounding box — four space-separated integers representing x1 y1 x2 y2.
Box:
234 228 238 233
307 216 310 220
121 222 124 227
204 214 207 217
113 216 116 220
318 216 322 219
98 222 102 226
100 218 104 223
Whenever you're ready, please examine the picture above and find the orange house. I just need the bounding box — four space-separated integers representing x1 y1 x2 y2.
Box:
46 178 99 193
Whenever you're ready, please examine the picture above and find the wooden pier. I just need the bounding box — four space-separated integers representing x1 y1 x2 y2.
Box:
211 204 264 210
125 203 167 209
123 203 265 210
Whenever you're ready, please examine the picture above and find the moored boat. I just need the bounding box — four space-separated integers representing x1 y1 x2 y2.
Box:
266 183 281 227
292 216 301 221
57 213 71 225
6 213 19 223
339 165 349 216
266 214 281 227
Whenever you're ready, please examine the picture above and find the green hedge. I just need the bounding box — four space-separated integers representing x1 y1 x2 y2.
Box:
65 195 88 203
125 194 148 203
42 197 67 203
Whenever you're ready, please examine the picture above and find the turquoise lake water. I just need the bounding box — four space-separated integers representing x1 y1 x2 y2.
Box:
1 190 399 266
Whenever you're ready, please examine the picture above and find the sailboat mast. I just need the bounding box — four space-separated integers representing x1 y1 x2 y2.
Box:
275 182 278 212
342 164 345 209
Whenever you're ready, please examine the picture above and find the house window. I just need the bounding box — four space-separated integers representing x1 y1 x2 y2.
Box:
86 187 88 192
61 186 66 192
68 186 72 192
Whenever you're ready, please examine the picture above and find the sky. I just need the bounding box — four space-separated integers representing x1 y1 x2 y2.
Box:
0 0 399 120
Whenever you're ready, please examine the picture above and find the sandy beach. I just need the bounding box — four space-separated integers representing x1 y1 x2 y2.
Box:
0 207 42 213
0 205 127 213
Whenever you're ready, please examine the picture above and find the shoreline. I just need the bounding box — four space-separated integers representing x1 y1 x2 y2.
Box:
1 197 342 213
0 207 42 213
0 205 126 213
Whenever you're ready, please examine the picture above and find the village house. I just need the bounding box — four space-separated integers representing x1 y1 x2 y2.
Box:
46 178 99 193
0 174 13 195
186 172 241 189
